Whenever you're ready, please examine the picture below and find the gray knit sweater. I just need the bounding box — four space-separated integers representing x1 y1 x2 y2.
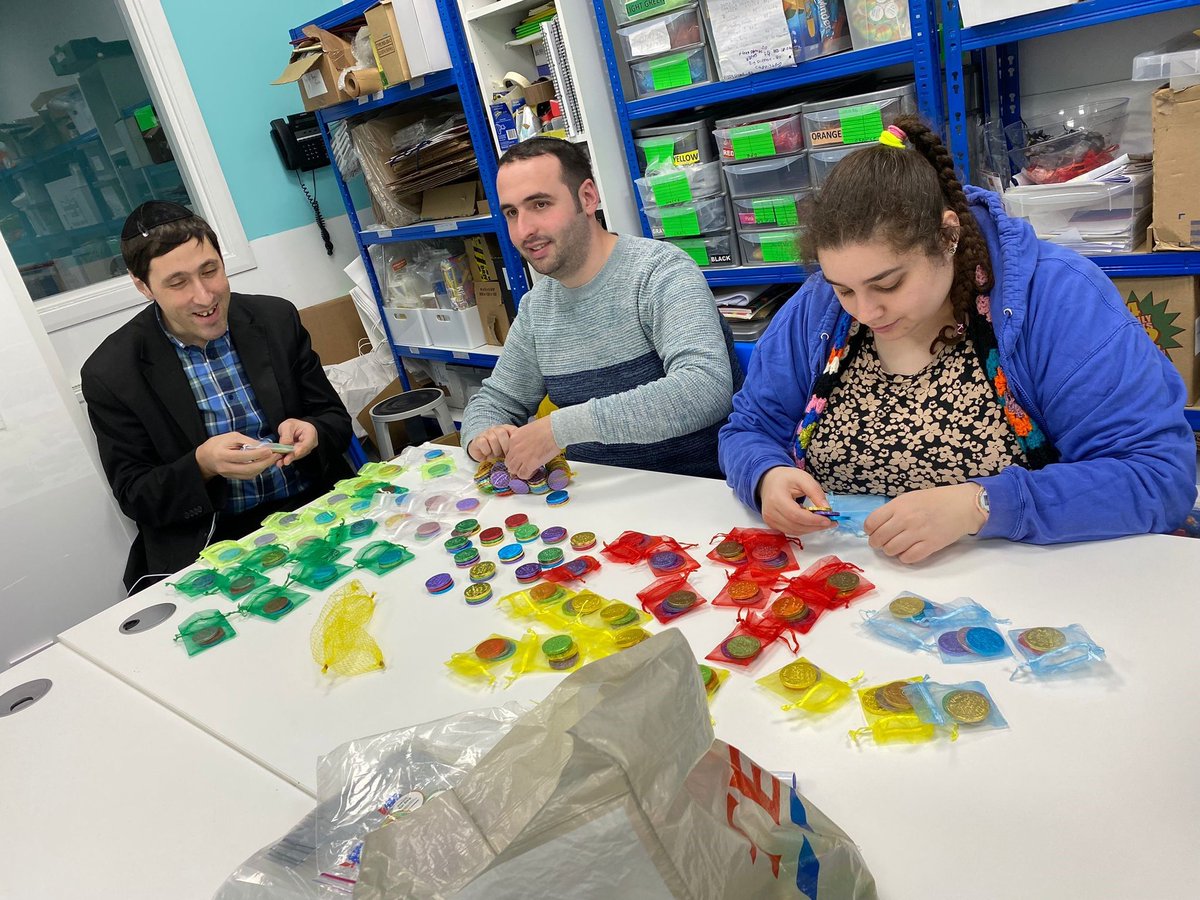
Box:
460 234 741 477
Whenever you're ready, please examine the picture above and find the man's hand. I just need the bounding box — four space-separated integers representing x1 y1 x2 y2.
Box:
195 433 277 481
468 424 518 463
758 466 836 536
864 482 986 564
505 417 560 480
275 418 318 468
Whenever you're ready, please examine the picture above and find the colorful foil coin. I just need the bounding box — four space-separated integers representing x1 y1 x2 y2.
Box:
415 522 442 540
963 627 1006 657
262 596 293 615
444 536 471 554
779 660 820 691
424 449 444 460
1020 627 1067 654
475 637 516 662
938 630 971 656
715 540 746 562
650 550 684 572
479 527 505 546
878 681 913 712
259 549 288 567
537 548 564 569
453 518 481 537
530 583 563 603
547 469 570 491
570 531 597 551
826 571 860 593
192 626 226 647
469 562 496 583
490 470 511 491
498 544 525 564
464 583 493 605
601 602 639 627
615 628 650 649
376 547 406 568
509 478 530 495
515 563 541 583
700 664 718 691
664 590 698 612
541 526 568 544
889 595 928 619
942 689 991 724
453 547 480 568
722 635 762 660
348 520 374 538
456 498 480 512
514 523 541 543
425 573 454 595
505 514 528 531
770 595 809 623
728 581 761 605
546 490 570 506
563 558 589 577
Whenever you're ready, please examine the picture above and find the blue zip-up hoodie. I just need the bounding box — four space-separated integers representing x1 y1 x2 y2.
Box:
720 187 1197 544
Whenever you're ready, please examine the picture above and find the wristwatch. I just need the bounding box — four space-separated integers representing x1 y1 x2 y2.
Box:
973 486 990 531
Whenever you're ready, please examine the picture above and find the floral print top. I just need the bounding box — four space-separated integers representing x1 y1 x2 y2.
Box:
805 328 1026 496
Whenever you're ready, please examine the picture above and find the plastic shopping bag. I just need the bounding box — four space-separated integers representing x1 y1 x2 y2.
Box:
355 629 877 899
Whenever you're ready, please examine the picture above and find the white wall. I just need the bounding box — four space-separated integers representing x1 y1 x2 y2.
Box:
0 0 127 122
1013 6 1200 152
47 210 361 390
0 229 133 671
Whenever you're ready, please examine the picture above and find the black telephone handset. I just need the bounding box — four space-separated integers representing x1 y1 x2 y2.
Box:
269 112 333 255
270 112 329 171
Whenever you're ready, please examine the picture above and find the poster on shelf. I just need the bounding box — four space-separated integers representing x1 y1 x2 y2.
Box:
704 0 795 80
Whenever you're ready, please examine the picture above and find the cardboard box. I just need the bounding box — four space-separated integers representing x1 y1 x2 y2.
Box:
956 0 1074 28
476 281 511 346
364 1 412 87
1112 276 1200 404
464 234 501 283
1150 84 1200 251
385 0 451 77
298 294 370 366
272 25 356 112
420 180 487 220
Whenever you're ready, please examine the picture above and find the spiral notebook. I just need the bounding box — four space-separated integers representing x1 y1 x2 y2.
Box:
540 17 583 138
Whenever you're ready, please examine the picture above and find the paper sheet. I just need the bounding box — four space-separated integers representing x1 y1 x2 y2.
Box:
705 0 795 80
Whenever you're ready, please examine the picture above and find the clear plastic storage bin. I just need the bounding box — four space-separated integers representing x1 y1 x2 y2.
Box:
808 144 864 187
630 44 713 99
612 0 694 27
737 227 804 266
846 0 911 50
723 152 810 197
635 161 724 208
1000 172 1152 240
662 230 740 268
1004 98 1130 184
732 191 810 231
801 83 916 148
644 194 730 238
619 4 704 61
714 103 805 161
633 118 714 173
1133 31 1200 90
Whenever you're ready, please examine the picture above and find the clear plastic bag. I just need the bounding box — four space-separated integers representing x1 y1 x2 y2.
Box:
1008 624 1107 679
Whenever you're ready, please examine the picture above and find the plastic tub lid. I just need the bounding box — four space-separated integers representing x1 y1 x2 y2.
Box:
715 101 806 129
635 117 712 138
723 150 807 171
1132 31 1200 90
800 82 915 115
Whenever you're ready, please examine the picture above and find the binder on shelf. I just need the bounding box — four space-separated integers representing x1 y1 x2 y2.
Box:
541 18 583 138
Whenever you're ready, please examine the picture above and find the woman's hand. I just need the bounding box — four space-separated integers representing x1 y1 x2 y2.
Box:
864 482 986 563
758 466 837 536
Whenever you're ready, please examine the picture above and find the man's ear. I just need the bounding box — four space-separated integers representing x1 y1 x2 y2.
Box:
578 178 601 216
130 274 154 302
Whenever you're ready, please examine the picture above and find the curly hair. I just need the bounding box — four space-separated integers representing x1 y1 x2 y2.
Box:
802 115 993 352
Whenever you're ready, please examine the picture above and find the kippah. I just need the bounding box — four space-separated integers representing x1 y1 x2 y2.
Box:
121 201 195 240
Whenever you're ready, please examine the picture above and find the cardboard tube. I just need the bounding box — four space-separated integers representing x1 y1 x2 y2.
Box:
344 67 384 97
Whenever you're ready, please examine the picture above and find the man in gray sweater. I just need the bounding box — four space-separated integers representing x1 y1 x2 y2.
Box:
461 138 742 479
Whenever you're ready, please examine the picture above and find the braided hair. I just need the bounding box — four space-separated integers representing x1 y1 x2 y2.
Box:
791 116 1058 471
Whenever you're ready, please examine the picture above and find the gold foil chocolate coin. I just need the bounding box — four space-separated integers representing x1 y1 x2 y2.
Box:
1022 627 1066 654
942 689 991 724
826 571 860 593
779 660 820 691
879 681 913 712
889 595 926 618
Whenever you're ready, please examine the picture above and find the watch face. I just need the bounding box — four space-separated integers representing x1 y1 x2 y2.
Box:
978 488 990 512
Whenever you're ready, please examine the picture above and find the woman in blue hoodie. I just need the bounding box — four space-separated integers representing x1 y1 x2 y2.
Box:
719 116 1195 563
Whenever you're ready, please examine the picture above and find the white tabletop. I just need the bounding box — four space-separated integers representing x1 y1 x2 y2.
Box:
58 448 1200 899
0 643 313 900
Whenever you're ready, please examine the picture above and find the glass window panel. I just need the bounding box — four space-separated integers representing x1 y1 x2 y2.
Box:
0 0 194 300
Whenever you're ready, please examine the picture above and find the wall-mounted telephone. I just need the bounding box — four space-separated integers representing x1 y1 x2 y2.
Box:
270 112 329 171
269 112 333 255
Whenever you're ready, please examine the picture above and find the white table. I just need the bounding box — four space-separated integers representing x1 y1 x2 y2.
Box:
58 448 1200 899
0 644 313 900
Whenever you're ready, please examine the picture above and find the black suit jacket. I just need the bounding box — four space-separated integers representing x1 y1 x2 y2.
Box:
81 293 352 590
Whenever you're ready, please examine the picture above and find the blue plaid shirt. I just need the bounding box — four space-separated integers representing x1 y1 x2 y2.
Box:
158 309 309 514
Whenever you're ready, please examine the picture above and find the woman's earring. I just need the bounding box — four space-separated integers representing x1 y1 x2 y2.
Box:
956 321 965 335
948 240 959 256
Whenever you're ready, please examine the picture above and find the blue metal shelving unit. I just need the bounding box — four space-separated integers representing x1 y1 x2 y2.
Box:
290 1 530 385
591 0 943 288
942 0 1200 280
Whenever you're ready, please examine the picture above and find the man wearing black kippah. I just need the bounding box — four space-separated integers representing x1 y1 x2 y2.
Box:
82 202 353 594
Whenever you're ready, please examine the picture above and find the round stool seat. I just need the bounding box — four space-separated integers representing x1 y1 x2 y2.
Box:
368 388 456 460
370 388 446 420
